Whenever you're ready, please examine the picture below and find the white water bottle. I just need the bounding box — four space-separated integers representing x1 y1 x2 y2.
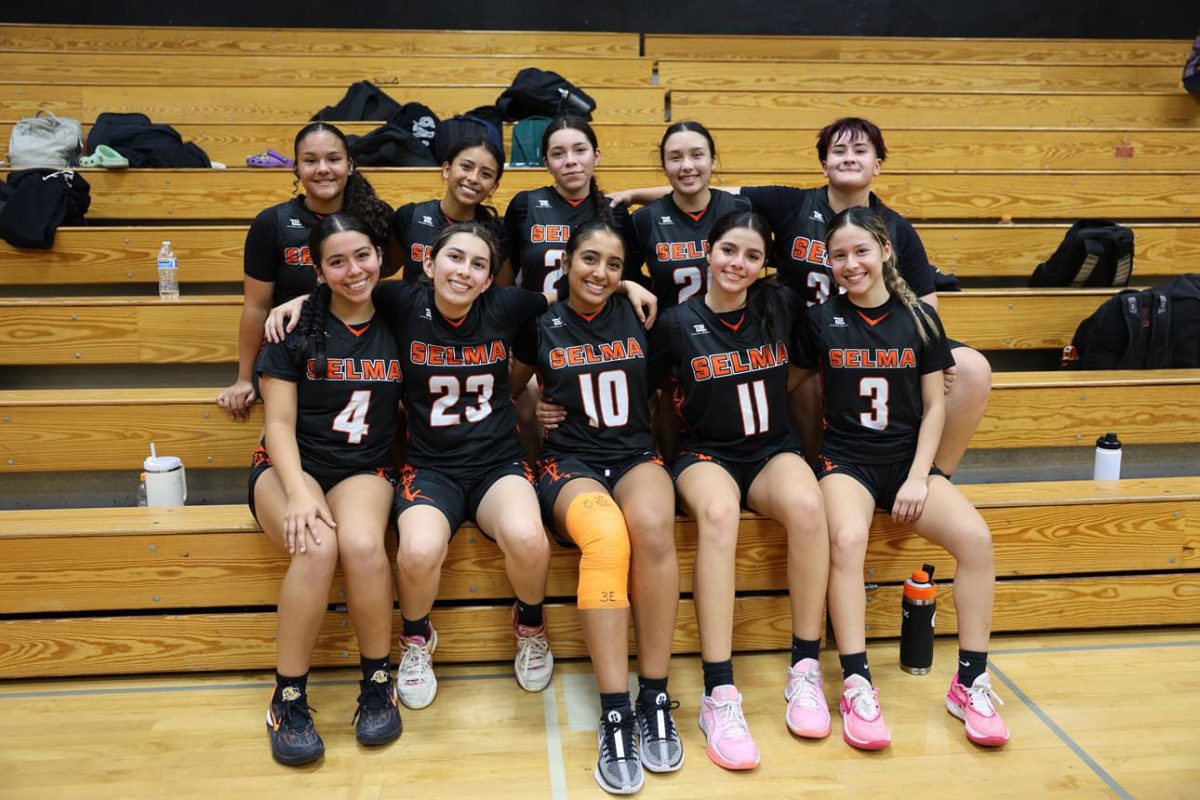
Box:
157 240 179 301
1093 432 1122 481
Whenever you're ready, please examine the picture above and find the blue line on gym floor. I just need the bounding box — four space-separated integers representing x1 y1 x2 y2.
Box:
989 662 1132 800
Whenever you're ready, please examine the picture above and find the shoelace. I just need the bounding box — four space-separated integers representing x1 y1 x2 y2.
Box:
354 676 392 721
601 717 640 763
786 666 823 709
844 684 880 719
279 699 317 732
966 682 1005 716
517 631 550 670
400 641 434 685
709 698 750 737
639 698 680 741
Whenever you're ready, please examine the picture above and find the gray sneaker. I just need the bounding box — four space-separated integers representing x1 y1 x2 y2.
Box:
636 691 684 773
595 708 644 795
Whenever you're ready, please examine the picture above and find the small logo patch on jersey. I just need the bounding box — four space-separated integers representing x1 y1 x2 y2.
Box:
811 210 825 222
419 215 435 227
288 218 303 228
537 199 552 208
832 316 847 327
420 307 432 320
550 316 564 328
660 216 674 225
691 323 709 335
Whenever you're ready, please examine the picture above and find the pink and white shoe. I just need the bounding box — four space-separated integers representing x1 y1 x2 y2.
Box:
784 658 831 738
946 672 1009 747
839 674 891 750
698 685 760 770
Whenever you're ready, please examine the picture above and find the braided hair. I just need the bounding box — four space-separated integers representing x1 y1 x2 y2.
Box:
292 122 393 245
825 206 936 345
707 210 791 346
540 115 612 224
292 213 378 378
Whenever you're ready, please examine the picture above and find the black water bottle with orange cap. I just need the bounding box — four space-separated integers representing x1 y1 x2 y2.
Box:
900 564 936 675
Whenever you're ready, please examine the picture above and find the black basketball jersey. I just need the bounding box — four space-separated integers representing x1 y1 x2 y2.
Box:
391 199 509 282
243 197 323 307
374 282 548 472
796 294 954 464
741 186 935 306
649 293 802 462
514 297 653 463
504 186 633 293
630 189 751 309
256 314 403 475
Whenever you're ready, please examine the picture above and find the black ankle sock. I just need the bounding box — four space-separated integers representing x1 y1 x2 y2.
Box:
515 598 544 628
839 652 872 684
957 649 988 687
600 692 631 715
273 671 308 702
701 659 734 696
636 676 668 707
360 654 390 681
402 614 432 639
791 636 821 666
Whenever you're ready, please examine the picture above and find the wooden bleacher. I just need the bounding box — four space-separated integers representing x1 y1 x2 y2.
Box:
0 477 1195 678
1 24 1197 681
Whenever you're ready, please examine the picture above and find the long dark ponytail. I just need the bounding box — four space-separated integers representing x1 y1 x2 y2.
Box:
541 115 612 224
292 122 393 245
292 213 378 379
707 210 791 345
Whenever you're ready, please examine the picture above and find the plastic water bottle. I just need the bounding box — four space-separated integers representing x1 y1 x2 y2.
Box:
157 240 179 301
1094 432 1122 481
900 564 937 675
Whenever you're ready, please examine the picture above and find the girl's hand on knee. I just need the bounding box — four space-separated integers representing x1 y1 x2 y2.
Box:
283 492 336 554
942 365 957 395
891 477 929 524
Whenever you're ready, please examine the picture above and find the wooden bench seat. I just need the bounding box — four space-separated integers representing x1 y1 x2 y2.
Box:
0 289 1134 366
642 34 1194 65
0 52 653 87
668 90 1200 129
656 60 1185 93
0 85 665 125
0 477 1194 677
0 24 641 57
5 224 1195 287
39 169 1200 221
4 122 1194 172
1 371 1196 473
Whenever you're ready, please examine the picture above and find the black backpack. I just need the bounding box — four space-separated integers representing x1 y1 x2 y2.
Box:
432 106 505 164
1063 274 1200 369
312 81 403 123
392 101 439 149
1029 220 1134 288
0 168 91 249
87 113 211 168
346 123 439 167
496 68 597 121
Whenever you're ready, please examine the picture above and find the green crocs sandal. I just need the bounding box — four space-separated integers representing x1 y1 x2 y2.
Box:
79 144 130 168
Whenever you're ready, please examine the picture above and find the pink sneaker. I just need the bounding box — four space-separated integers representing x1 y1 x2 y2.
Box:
698 685 760 770
946 672 1009 746
784 658 831 738
839 675 891 750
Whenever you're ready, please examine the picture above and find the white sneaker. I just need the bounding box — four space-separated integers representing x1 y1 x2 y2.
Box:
513 605 554 692
397 626 438 709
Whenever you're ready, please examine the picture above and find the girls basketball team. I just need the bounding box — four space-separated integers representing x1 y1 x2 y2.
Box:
226 113 1008 790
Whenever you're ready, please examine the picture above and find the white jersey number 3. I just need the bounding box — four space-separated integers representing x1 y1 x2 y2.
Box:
859 377 889 430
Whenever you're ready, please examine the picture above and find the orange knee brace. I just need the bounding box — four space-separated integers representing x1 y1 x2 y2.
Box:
565 492 631 610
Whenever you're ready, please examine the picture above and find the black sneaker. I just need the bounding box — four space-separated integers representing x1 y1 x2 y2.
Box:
353 668 402 746
595 707 643 795
266 688 324 766
636 691 684 773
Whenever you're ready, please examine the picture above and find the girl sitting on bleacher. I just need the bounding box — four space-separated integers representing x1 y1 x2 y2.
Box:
217 122 393 422
795 207 1008 751
251 213 403 766
386 135 512 284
